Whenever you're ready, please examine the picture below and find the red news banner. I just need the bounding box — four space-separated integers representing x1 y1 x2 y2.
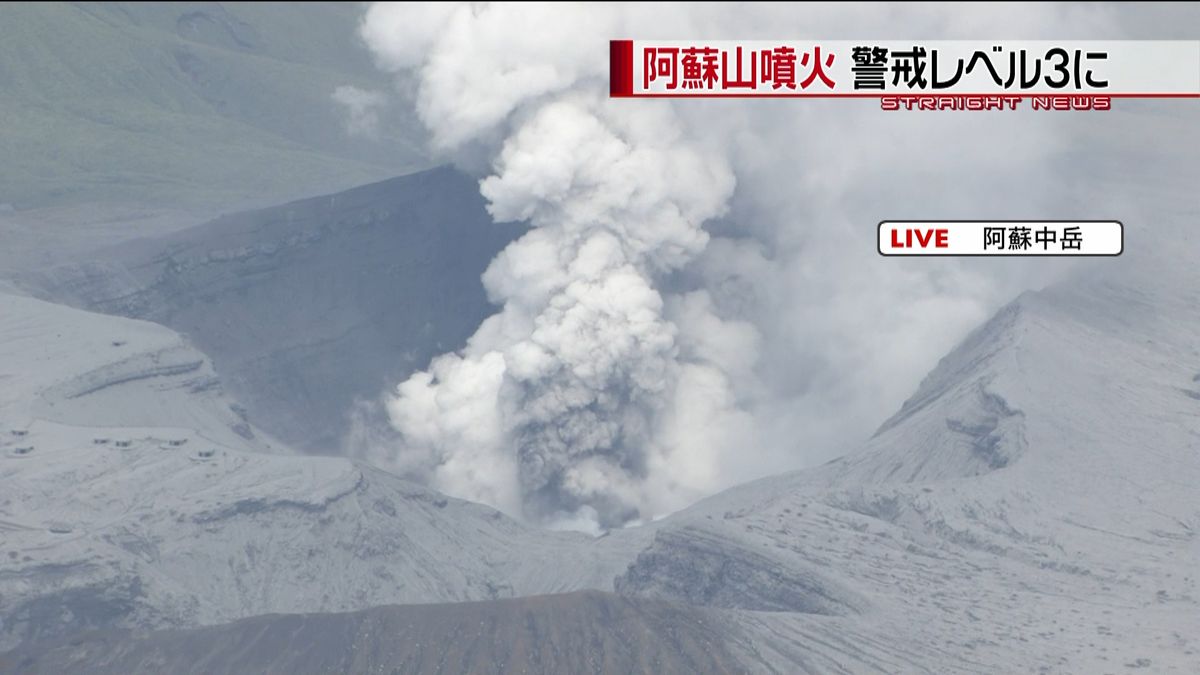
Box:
610 40 1200 110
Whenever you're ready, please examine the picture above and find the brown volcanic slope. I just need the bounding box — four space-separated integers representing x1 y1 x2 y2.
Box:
2 591 748 675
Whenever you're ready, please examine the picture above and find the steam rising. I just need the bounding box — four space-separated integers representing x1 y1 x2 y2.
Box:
359 4 751 528
332 85 387 139
358 3 1124 531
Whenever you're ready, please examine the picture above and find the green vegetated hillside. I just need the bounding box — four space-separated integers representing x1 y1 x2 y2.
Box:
0 2 427 210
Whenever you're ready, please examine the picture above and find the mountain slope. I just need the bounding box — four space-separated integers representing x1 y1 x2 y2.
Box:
27 167 524 453
0 2 425 210
7 266 1197 673
0 290 645 652
610 274 1200 672
4 235 1198 671
3 591 748 675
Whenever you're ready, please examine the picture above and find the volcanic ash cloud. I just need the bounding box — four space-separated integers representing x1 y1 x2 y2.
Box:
360 4 751 530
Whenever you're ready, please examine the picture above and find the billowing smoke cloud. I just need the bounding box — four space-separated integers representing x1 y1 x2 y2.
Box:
357 3 1127 531
359 4 750 528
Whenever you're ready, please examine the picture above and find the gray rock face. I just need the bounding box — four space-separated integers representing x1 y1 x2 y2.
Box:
35 167 524 452
0 290 643 653
615 527 862 616
1 592 748 675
